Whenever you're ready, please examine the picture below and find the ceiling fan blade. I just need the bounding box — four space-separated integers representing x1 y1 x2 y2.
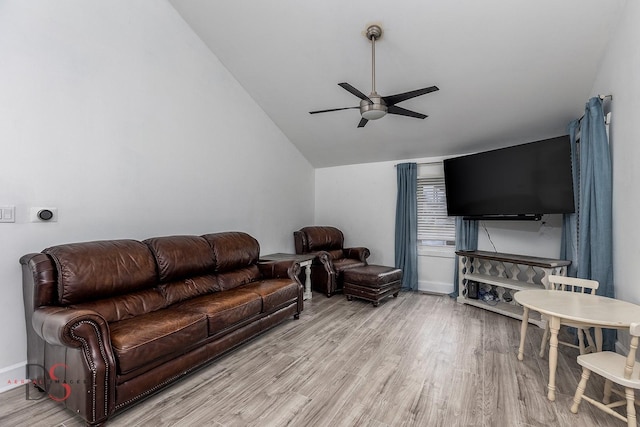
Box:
338 83 372 103
383 86 439 106
309 106 360 114
357 118 369 128
387 105 427 119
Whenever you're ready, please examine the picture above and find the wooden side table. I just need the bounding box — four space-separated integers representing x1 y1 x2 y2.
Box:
259 253 314 300
456 250 570 327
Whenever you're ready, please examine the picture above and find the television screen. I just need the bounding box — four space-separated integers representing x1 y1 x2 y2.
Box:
443 135 575 218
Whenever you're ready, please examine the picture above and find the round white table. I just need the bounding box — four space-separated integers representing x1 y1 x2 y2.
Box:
514 289 640 401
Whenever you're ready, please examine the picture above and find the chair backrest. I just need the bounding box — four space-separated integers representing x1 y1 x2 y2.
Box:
548 275 599 294
294 226 344 254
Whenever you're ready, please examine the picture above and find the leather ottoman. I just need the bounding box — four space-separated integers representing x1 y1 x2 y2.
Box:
343 265 403 307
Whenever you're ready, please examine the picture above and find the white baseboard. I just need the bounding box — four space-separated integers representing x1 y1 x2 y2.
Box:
0 361 27 394
418 280 453 295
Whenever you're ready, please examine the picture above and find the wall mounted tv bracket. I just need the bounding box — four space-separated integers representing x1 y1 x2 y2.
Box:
463 214 542 221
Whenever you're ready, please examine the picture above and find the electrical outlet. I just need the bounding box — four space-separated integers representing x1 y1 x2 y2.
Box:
30 207 58 222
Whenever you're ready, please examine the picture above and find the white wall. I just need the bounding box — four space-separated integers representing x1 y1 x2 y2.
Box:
476 214 563 258
590 3 640 306
315 158 563 295
315 162 397 266
0 1 314 388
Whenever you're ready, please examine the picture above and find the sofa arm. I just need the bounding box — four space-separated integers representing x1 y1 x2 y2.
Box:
32 307 110 348
293 231 307 254
345 247 370 263
258 260 303 285
31 307 116 424
258 261 304 314
314 250 334 270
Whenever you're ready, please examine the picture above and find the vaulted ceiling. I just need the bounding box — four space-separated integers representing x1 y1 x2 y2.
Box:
169 0 625 167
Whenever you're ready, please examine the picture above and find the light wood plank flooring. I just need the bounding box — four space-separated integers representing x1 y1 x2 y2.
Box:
0 292 622 426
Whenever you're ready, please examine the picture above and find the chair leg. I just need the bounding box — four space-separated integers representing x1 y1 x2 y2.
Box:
540 323 550 358
625 387 636 427
578 329 586 355
604 379 613 404
571 367 591 414
584 328 597 354
595 327 603 352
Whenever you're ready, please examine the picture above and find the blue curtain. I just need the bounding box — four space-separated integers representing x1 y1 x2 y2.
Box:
560 120 580 278
450 217 479 298
561 97 615 350
395 163 418 290
577 98 614 297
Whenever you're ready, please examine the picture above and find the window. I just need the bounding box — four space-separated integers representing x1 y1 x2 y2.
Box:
417 170 455 247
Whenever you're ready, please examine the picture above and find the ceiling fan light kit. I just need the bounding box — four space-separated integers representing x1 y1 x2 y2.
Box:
360 96 387 120
310 24 439 127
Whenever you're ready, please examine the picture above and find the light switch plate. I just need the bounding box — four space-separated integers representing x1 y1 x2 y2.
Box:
0 206 16 223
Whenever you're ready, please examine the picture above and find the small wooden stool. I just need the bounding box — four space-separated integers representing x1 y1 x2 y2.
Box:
343 265 403 307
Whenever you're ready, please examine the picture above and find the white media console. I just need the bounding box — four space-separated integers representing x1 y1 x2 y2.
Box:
456 250 571 327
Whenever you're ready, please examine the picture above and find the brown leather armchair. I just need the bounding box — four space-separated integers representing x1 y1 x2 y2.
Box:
294 226 370 297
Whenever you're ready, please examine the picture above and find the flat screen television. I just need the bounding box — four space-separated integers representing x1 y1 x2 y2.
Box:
443 135 575 220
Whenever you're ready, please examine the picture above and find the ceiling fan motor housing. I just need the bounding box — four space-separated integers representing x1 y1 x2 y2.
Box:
360 95 387 120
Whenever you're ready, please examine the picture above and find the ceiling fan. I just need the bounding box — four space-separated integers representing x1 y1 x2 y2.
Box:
309 24 439 128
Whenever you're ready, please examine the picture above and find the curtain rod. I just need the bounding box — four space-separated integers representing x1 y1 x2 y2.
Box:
578 94 613 123
394 161 443 167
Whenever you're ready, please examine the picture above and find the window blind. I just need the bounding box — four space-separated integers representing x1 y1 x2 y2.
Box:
417 176 456 246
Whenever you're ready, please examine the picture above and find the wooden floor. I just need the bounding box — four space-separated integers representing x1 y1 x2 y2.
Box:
0 292 622 426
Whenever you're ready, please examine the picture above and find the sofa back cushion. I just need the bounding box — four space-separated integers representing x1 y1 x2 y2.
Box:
216 266 261 291
202 232 260 272
144 235 216 282
71 289 167 322
158 275 220 305
43 240 157 305
144 235 220 304
202 232 261 291
301 226 344 252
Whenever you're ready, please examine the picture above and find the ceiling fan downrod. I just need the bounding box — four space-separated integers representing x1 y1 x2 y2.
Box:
360 25 387 121
366 25 382 95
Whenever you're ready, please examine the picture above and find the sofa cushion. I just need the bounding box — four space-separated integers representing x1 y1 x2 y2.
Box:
144 235 215 282
110 309 207 374
71 289 167 322
240 279 300 312
202 232 260 273
301 226 344 251
342 265 404 287
173 289 262 335
158 274 220 305
43 240 157 305
216 266 261 291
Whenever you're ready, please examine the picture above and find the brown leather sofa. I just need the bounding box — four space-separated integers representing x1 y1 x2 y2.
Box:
293 226 370 297
20 232 303 426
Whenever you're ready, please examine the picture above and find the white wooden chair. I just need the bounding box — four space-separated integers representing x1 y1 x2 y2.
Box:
539 275 601 357
571 322 640 427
